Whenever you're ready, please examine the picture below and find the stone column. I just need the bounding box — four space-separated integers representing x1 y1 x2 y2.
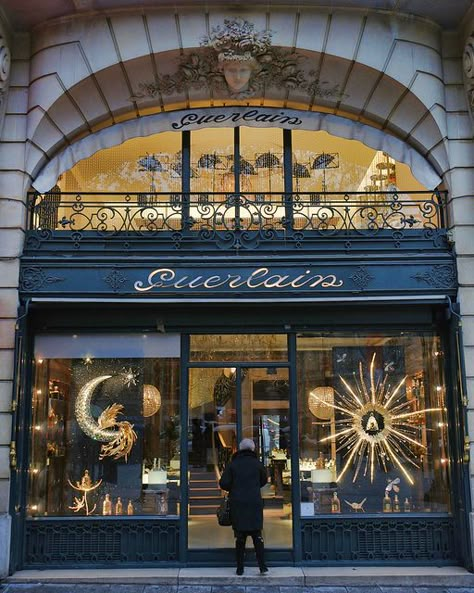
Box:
0 18 30 576
442 25 474 567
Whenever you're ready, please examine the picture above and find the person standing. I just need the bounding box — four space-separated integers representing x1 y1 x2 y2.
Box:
219 438 268 575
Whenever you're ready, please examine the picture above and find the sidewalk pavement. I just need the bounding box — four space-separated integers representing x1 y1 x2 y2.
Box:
2 566 474 593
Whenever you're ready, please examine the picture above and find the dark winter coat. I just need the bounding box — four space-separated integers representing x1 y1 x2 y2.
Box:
219 449 267 532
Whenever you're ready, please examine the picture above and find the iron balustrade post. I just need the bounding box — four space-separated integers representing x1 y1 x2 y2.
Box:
283 129 294 230
182 131 191 231
234 127 241 231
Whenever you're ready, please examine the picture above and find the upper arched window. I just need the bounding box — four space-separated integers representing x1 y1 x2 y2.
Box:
31 127 443 237
60 127 426 196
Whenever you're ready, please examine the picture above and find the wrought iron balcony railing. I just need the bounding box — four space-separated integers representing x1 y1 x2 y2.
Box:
26 190 447 251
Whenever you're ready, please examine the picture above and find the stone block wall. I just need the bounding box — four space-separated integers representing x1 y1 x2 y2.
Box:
0 19 30 576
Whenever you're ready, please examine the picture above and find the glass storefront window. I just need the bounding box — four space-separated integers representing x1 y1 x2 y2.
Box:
190 334 288 362
297 332 450 516
28 334 181 517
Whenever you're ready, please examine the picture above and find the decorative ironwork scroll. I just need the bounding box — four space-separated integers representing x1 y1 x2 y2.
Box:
27 190 446 252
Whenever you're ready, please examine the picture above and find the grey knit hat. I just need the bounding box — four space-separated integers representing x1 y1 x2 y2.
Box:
239 438 256 451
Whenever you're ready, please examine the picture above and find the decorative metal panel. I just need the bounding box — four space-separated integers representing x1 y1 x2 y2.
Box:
300 516 456 563
25 518 179 566
25 191 447 253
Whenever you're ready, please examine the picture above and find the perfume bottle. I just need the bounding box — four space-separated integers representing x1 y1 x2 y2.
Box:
404 497 411 512
115 497 123 515
383 490 392 513
127 499 134 515
393 494 400 512
331 491 341 514
102 494 112 516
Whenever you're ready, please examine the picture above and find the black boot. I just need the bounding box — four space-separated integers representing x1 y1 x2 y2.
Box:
253 534 268 574
235 536 246 575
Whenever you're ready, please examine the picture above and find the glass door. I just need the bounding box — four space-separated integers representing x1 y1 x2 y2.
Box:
187 366 237 551
186 334 292 558
187 368 292 553
241 367 292 549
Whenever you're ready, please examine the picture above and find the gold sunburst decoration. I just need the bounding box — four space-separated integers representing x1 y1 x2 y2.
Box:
309 354 441 484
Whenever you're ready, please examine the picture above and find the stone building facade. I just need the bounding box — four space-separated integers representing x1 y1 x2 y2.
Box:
0 0 473 577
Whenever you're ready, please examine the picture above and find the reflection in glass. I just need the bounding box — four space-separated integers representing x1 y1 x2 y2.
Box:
188 367 236 549
28 335 180 517
297 333 450 516
190 334 287 362
242 367 292 548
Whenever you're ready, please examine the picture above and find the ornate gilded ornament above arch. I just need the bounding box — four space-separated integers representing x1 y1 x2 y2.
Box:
132 18 343 101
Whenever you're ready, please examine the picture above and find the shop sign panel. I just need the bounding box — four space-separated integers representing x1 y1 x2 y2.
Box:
19 261 457 299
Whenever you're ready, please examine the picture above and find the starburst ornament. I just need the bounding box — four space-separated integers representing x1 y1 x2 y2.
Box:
122 367 139 387
310 354 441 484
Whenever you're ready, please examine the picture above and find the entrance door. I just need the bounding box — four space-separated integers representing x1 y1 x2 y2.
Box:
186 363 292 559
241 367 292 549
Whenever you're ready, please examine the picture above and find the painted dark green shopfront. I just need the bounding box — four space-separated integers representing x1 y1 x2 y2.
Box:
9 124 472 571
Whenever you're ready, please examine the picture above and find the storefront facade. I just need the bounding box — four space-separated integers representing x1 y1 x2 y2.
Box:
0 1 474 575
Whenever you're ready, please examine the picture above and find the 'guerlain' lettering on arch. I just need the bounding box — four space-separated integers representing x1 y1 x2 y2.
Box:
133 267 343 293
171 109 303 130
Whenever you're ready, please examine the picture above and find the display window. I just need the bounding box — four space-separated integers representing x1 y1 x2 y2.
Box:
27 330 451 522
28 334 181 517
297 332 450 516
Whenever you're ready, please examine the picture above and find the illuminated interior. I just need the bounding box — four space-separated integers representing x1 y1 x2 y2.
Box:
60 128 426 195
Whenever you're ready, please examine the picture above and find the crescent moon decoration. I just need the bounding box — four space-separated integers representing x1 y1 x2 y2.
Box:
311 354 441 485
75 375 137 462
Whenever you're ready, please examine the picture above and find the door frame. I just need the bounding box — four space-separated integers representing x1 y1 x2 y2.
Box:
180 333 299 564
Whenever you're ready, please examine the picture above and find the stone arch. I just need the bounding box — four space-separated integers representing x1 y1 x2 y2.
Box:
26 9 449 188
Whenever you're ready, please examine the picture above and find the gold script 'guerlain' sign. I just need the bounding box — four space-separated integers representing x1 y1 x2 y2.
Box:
134 267 344 293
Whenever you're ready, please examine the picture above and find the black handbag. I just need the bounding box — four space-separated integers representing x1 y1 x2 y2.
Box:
216 496 232 526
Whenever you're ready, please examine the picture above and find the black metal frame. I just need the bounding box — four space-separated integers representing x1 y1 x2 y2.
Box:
184 355 293 564
10 306 471 569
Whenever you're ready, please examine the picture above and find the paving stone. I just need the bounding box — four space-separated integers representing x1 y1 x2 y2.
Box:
178 587 212 593
5 585 44 592
113 586 145 593
143 587 178 593
347 588 381 593
210 586 246 593
279 587 306 593
299 589 347 593
379 588 416 593
74 586 111 593
447 589 474 593
415 588 449 593
41 586 83 593
245 587 280 593
213 587 247 593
